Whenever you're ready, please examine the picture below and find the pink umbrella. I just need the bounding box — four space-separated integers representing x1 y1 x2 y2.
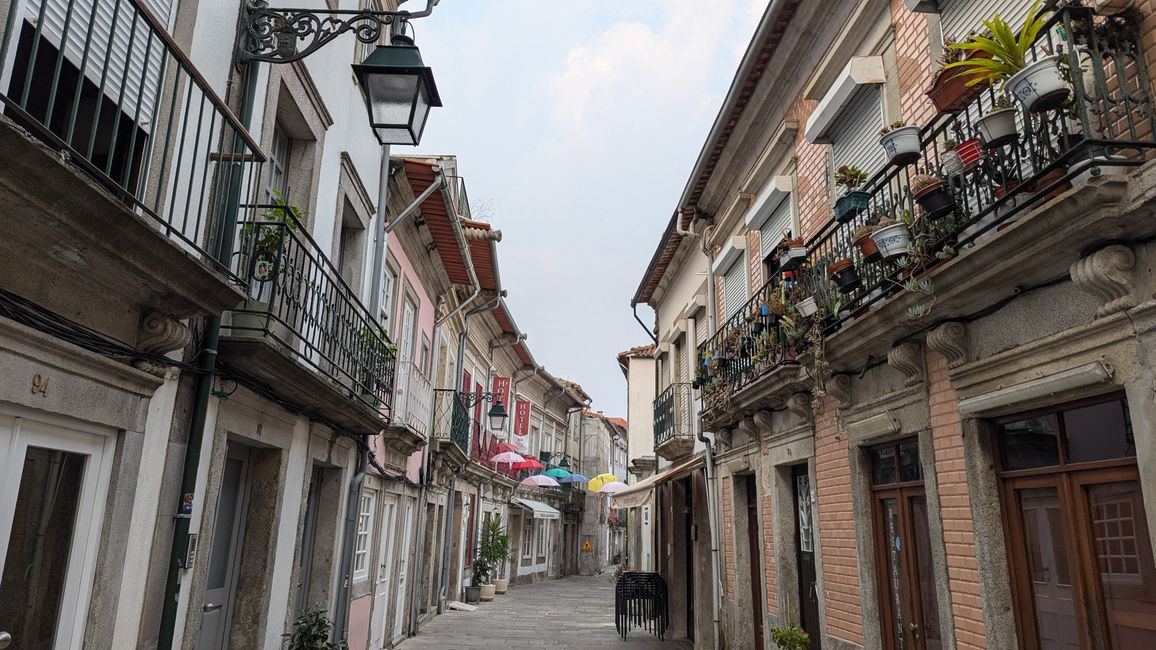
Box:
597 481 629 494
490 451 525 464
520 474 560 487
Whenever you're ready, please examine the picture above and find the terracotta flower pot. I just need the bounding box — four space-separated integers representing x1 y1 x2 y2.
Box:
854 231 882 263
926 50 992 114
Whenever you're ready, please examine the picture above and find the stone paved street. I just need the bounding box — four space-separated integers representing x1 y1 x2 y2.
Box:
397 575 690 649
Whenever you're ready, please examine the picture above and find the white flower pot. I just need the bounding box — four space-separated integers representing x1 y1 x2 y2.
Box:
1094 0 1134 15
941 150 964 177
229 300 271 336
780 246 809 270
795 296 819 318
976 108 1019 148
871 223 913 260
495 578 509 594
1008 55 1070 112
480 583 496 601
880 125 921 166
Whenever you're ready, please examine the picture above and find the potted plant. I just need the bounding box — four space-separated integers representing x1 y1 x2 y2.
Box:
871 214 914 260
927 35 993 113
975 94 1019 148
779 236 808 271
880 120 921 166
946 1 1070 113
827 257 861 293
852 223 882 263
466 558 489 603
911 173 955 220
833 165 870 222
769 620 811 650
478 518 515 595
284 608 337 650
233 192 304 336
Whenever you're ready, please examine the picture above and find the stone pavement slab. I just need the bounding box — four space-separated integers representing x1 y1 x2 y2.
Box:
397 575 689 649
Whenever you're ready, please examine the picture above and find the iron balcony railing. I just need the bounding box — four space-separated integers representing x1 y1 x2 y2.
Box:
653 383 693 448
697 4 1156 412
223 204 396 416
432 389 469 455
392 361 433 437
0 0 266 281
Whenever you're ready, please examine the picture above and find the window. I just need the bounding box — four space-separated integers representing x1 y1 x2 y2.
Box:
380 261 398 331
759 195 792 274
830 86 886 184
939 0 1032 44
267 123 292 202
722 258 747 318
536 520 547 561
521 516 533 561
353 490 376 579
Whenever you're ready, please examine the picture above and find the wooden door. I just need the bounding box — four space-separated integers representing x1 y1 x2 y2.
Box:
793 464 821 650
745 475 765 650
197 445 252 650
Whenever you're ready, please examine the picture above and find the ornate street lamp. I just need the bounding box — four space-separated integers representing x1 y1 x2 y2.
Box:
353 34 442 146
487 398 508 431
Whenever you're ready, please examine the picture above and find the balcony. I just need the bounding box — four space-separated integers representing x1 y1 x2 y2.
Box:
470 428 518 480
697 5 1156 426
218 206 395 436
431 389 470 458
0 0 265 342
653 383 695 461
382 361 433 454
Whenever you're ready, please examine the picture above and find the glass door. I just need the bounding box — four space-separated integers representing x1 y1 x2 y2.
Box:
0 410 114 650
370 493 398 648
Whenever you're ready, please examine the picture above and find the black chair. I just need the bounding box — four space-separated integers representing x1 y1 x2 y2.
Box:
614 571 668 641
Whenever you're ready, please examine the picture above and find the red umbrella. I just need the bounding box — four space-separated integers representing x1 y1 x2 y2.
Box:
494 442 520 453
512 458 545 471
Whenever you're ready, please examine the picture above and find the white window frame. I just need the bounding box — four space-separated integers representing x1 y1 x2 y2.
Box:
521 516 533 561
267 123 292 202
535 520 548 560
353 490 376 580
380 258 399 332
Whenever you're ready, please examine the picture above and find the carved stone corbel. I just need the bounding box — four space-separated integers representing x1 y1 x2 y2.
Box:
738 415 758 441
786 393 812 424
132 312 191 377
828 374 853 409
715 425 733 449
1070 244 1137 318
926 322 969 369
887 341 925 386
752 409 774 437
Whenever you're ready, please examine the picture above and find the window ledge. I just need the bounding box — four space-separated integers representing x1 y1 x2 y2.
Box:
744 175 794 231
711 236 747 275
804 56 885 144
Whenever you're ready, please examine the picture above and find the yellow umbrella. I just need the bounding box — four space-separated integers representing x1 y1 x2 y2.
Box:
586 473 621 493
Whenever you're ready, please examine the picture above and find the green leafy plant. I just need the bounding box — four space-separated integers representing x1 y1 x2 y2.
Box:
992 93 1015 110
244 189 304 262
769 620 811 650
941 137 957 151
834 165 867 191
476 518 514 585
910 173 942 195
284 609 337 650
945 0 1050 88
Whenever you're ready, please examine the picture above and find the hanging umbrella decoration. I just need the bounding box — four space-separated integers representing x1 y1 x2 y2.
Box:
543 467 571 479
490 451 525 464
586 473 622 493
520 474 560 487
559 473 590 484
512 458 545 471
597 481 629 494
494 442 520 454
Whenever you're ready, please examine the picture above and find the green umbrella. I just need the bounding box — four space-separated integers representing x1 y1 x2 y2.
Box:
544 468 571 479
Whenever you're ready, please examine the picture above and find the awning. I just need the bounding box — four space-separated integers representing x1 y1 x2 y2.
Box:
512 498 561 520
613 454 705 509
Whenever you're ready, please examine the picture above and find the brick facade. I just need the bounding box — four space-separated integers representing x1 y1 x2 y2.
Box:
762 494 778 615
722 479 736 600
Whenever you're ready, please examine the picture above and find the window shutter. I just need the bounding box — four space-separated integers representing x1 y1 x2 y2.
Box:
759 196 793 256
830 85 885 177
723 259 746 319
940 0 1031 42
27 0 175 128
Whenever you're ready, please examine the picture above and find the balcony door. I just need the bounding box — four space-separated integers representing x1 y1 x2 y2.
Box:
996 396 1156 649
0 409 114 650
870 439 942 650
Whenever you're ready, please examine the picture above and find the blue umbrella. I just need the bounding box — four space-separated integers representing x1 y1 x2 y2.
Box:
558 473 590 484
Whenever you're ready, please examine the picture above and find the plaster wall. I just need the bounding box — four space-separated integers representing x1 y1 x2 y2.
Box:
625 356 657 468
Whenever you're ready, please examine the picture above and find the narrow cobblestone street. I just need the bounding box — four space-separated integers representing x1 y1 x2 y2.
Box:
397 576 688 649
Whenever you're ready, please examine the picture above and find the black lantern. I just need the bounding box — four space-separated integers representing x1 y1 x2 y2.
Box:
487 398 508 431
353 34 442 146
559 456 571 470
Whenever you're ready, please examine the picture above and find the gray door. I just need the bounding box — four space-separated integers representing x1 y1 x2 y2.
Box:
197 445 251 650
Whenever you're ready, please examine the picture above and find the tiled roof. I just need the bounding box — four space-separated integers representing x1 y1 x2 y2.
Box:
616 344 656 360
402 160 472 286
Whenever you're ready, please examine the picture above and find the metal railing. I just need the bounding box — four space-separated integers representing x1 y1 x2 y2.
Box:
432 389 469 455
697 4 1156 414
222 205 396 416
653 383 694 448
0 0 266 281
392 361 433 437
470 429 518 479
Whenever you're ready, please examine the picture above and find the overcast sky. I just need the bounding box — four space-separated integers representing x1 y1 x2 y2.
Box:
412 0 764 417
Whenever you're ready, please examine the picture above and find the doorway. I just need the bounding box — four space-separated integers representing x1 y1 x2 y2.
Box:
295 465 324 619
869 439 942 650
995 395 1156 649
369 493 398 649
392 497 416 643
792 464 821 650
682 477 695 642
744 475 766 650
0 410 114 650
197 445 253 650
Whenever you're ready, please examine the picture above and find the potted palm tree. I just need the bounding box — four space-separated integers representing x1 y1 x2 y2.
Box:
479 519 515 595
945 1 1069 113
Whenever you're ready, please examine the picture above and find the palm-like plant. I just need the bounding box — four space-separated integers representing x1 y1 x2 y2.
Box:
944 0 1049 88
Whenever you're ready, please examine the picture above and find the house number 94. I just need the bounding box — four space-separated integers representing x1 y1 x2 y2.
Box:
31 373 49 396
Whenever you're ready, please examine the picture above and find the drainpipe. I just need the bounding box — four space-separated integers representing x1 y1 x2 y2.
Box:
333 445 368 645
454 292 504 392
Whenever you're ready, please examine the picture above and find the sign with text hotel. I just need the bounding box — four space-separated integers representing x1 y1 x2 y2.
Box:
514 399 531 436
491 376 510 410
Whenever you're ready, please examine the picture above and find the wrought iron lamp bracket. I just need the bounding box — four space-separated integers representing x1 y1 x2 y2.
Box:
459 391 499 409
238 0 415 65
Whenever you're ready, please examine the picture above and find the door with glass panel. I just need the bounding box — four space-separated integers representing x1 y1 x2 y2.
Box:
0 410 114 650
392 498 416 643
793 464 821 650
198 445 253 650
869 439 943 650
369 494 398 648
996 395 1156 649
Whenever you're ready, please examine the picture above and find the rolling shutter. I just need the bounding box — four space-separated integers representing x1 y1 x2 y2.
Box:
759 195 793 256
26 0 175 127
694 308 708 347
940 0 1032 42
830 85 885 177
722 258 746 318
